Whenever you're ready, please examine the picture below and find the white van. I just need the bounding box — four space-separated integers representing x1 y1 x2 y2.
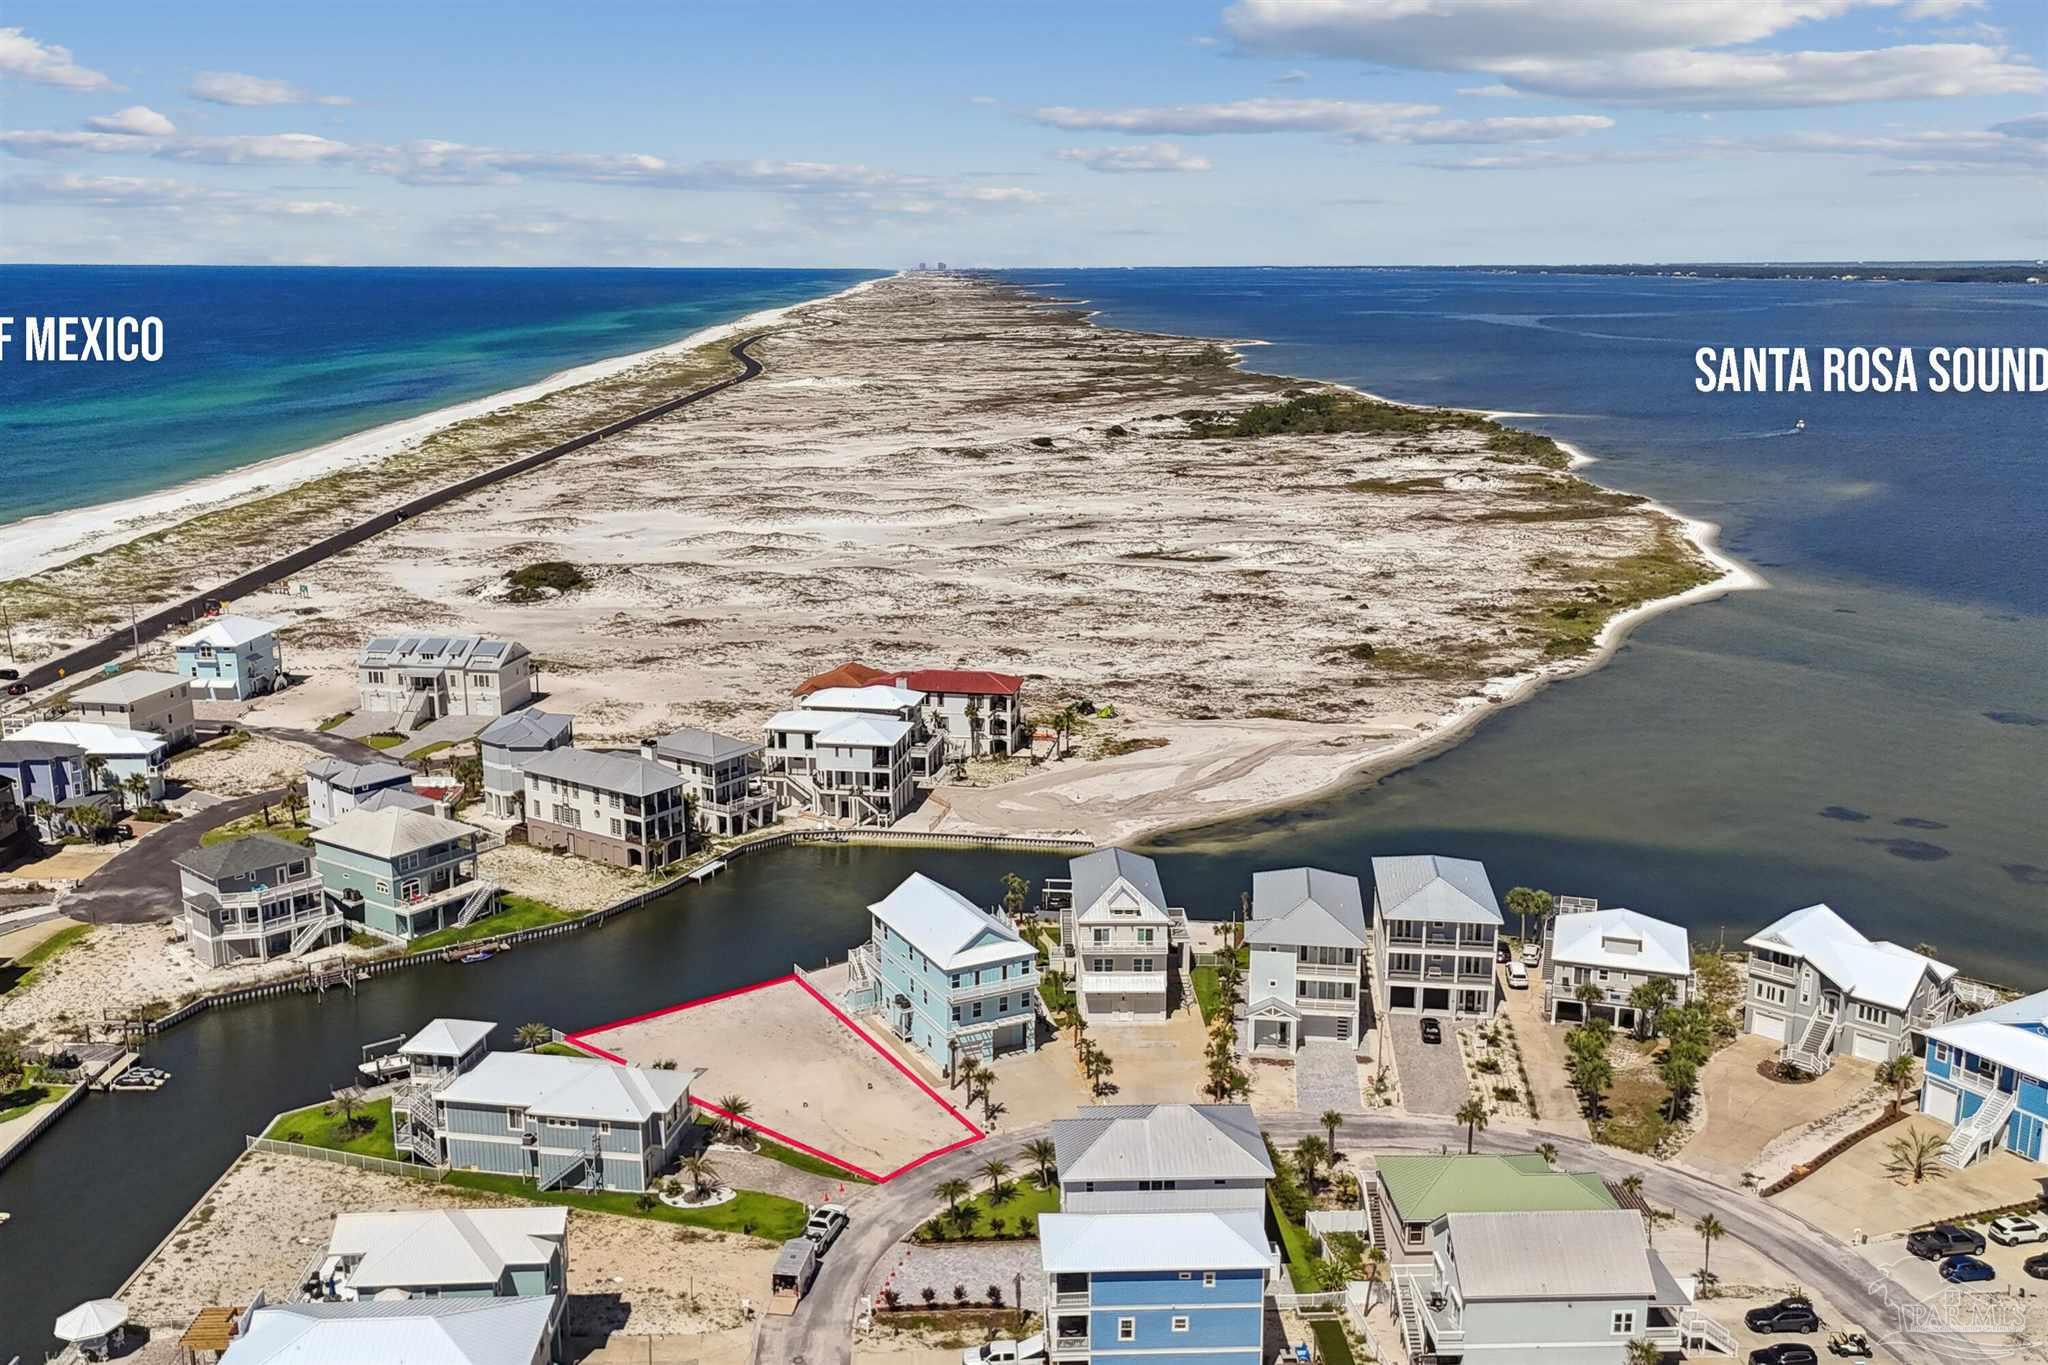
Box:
960 1335 1045 1364
1506 961 1529 990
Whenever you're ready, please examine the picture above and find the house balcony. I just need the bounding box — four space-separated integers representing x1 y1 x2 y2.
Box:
1295 958 1363 979
211 879 322 915
1393 1265 1465 1353
1075 970 1169 994
1749 956 1800 983
948 972 1038 1005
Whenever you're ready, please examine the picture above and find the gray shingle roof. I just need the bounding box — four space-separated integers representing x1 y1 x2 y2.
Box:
479 709 573 749
1371 854 1502 925
0 740 87 764
1052 1103 1273 1184
305 757 415 791
524 746 685 797
1070 847 1167 916
1247 867 1368 948
655 727 762 764
175 833 311 883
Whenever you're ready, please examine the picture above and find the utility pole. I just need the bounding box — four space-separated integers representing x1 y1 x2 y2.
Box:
1 598 13 665
130 600 141 662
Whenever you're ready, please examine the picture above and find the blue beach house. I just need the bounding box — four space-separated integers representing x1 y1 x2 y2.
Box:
847 872 1040 1076
1039 1209 1271 1364
1921 988 2048 1169
173 614 283 700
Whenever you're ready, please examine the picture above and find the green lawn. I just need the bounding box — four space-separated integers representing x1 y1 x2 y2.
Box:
0 1083 70 1125
363 733 406 750
1 924 92 996
693 1117 874 1184
408 895 575 953
406 739 460 761
262 1096 397 1159
1191 966 1222 1024
915 1177 1059 1241
441 1170 804 1240
1311 1320 1358 1365
1269 1187 1320 1291
535 1041 585 1057
316 713 350 732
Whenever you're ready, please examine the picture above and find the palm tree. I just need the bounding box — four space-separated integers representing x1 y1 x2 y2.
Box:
1294 1135 1330 1193
1023 1138 1058 1188
715 1094 752 1145
122 772 151 813
32 799 56 840
1883 1129 1948 1185
1694 1214 1725 1278
84 754 109 792
1619 1173 1645 1206
1456 1096 1489 1154
513 1022 552 1050
1626 1337 1663 1365
964 698 983 760
934 1177 971 1215
1874 1055 1918 1112
680 1154 721 1199
1319 1109 1344 1157
980 1158 1012 1201
1361 1243 1388 1313
1574 981 1605 1020
1536 1141 1558 1167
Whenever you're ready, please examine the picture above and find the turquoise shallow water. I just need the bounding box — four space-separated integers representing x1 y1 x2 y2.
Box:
0 266 883 525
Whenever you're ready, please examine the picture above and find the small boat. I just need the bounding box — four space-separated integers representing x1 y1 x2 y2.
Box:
459 948 496 965
1794 417 1806 431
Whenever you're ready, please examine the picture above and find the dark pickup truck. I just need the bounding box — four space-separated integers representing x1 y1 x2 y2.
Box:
1907 1223 1986 1260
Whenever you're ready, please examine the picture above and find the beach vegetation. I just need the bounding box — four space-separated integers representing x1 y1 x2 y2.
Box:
911 1177 1057 1242
441 1169 804 1240
262 1095 396 1158
503 560 590 602
0 924 93 997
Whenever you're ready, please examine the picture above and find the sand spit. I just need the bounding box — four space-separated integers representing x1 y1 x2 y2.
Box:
6 274 1744 844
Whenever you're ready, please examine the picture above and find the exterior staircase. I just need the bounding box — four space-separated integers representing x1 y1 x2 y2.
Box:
537 1132 603 1192
287 910 345 959
1391 1268 1428 1361
449 882 498 930
1680 1309 1737 1355
1940 1088 2016 1169
1366 1191 1389 1252
397 1083 443 1164
396 689 435 734
1783 1007 1839 1075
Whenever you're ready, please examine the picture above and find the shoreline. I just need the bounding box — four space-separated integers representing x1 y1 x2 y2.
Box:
0 275 889 579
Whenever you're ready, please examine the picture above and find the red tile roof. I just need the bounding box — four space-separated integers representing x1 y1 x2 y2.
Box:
905 668 1023 696
792 661 893 696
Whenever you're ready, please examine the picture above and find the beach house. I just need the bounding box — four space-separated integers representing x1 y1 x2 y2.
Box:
1039 1210 1272 1365
399 1018 497 1083
312 807 496 942
9 720 169 803
521 747 689 870
648 728 777 836
799 680 948 779
68 670 195 748
1053 1103 1274 1215
355 634 534 732
0 775 19 845
763 707 916 826
1237 867 1368 1056
1920 987 2048 1168
479 710 574 820
304 757 416 827
177 833 340 967
220 1298 557 1365
792 660 1030 761
422 1051 696 1193
0 739 88 835
172 614 283 700
1742 903 1958 1074
848 871 1040 1073
1390 1209 1722 1365
1371 854 1503 1020
1370 1152 1619 1255
314 1207 567 1356
1058 848 1187 1025
1543 905 1694 1034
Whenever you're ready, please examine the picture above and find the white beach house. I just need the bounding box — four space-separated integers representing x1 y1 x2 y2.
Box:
356 633 534 732
479 709 574 820
1059 848 1188 1025
1371 854 1503 1019
1237 867 1368 1056
1543 905 1694 1033
304 756 417 827
8 720 169 803
1742 903 1957 1074
648 727 777 836
764 708 916 826
68 669 195 749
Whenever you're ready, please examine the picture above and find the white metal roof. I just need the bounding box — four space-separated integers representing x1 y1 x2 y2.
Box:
1925 988 2048 1081
436 1051 693 1122
1070 847 1170 923
400 1018 495 1058
9 720 167 759
800 683 925 713
69 670 187 705
869 872 1032 972
311 807 477 860
1549 907 1691 978
220 1297 554 1365
1247 867 1367 949
173 615 280 649
328 1208 565 1291
1039 1209 1271 1274
1445 1209 1656 1300
1744 903 1955 1010
1371 854 1502 925
814 714 911 748
1052 1103 1273 1184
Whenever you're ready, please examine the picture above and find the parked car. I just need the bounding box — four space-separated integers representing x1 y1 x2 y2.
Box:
1939 1254 1996 1283
1521 940 1541 965
4 682 26 696
1745 1297 1821 1334
1420 1018 1442 1044
1987 1214 2048 1246
1506 962 1529 990
0 667 18 680
1495 941 1511 964
1751 1346 1820 1365
804 1203 849 1253
2025 1252 2048 1280
1907 1224 1986 1259
960 1336 1045 1365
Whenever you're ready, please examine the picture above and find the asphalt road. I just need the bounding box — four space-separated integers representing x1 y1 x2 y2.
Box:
756 1113 1990 1365
12 334 766 695
61 789 281 924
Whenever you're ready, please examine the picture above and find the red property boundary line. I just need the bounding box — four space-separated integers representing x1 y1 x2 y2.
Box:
565 973 984 1184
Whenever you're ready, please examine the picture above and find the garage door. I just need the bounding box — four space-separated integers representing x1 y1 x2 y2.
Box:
1852 1032 1890 1063
1751 1010 1787 1043
1923 1082 1960 1127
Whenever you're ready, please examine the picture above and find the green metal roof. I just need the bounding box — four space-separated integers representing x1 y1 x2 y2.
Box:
1375 1153 1617 1222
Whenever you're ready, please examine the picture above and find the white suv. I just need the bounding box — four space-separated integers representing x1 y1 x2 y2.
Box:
1988 1215 2048 1246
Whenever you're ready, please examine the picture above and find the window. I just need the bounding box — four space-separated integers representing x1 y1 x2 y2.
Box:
1856 1002 1888 1025
1171 1317 1190 1333
1932 1042 1949 1064
1203 1271 1217 1288
1092 928 1109 945
972 1001 983 1019
1178 1272 1192 1280
1117 1319 1135 1342
1612 1312 1636 1335
507 1109 524 1130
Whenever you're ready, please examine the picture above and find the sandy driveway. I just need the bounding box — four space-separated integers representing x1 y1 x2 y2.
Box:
1498 972 1591 1139
1680 1034 1875 1185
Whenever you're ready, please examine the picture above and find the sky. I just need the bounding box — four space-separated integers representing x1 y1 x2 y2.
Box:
0 0 2042 267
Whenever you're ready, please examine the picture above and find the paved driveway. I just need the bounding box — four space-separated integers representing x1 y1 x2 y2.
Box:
1389 1015 1469 1116
1683 1034 1875 1184
1497 973 1590 1138
1294 1041 1364 1115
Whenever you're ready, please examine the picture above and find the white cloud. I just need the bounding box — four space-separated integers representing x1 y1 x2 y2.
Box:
1458 84 1522 98
949 185 1048 202
85 106 176 137
9 171 359 216
0 27 112 91
969 94 998 106
1989 112 2048 139
1274 69 1310 84
190 71 351 107
1032 97 1609 144
1055 142 1214 173
1220 0 2045 109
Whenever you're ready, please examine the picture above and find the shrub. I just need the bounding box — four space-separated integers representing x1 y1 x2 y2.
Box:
921 1287 938 1307
634 1191 659 1212
989 1215 1007 1237
1030 436 1055 448
952 1283 969 1305
881 1289 901 1311
504 560 589 602
987 1284 1005 1307
1493 1085 1520 1104
1475 1056 1502 1075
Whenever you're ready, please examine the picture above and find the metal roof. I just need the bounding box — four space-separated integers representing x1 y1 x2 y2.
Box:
174 833 311 884
655 727 763 764
868 873 1032 972
354 635 528 670
0 740 87 764
172 615 279 649
9 721 166 758
327 1208 565 1291
220 1297 555 1365
523 746 686 798
436 1051 694 1123
1039 1210 1271 1274
1549 907 1691 978
69 670 188 705
1370 854 1502 925
1246 867 1367 949
311 808 477 860
401 1018 496 1058
813 714 912 748
1052 1103 1273 1184
1744 903 1955 1010
1925 988 2048 1082
1070 847 1169 921
801 683 925 712
478 710 574 749
1444 1209 1658 1300
304 758 415 792
1375 1154 1616 1223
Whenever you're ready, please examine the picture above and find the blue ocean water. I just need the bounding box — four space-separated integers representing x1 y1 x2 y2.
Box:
0 266 883 526
1000 268 2046 984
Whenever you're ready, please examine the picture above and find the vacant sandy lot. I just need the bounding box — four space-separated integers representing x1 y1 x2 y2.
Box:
1774 1114 2048 1239
119 1149 776 1340
167 733 325 798
1679 1034 1876 1185
573 975 974 1179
